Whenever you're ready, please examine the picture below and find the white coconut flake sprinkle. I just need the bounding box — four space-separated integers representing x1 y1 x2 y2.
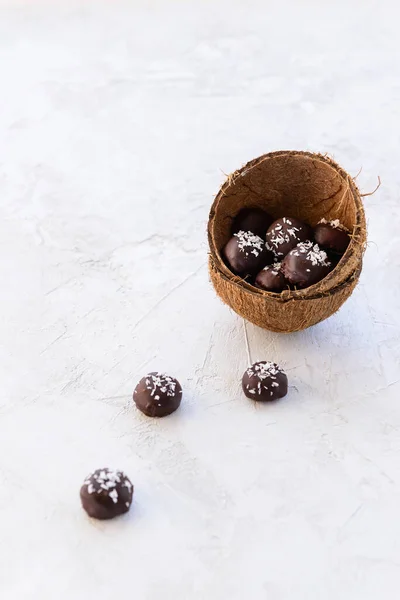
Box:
246 361 283 393
247 361 282 377
146 373 177 397
295 241 331 267
84 468 132 503
318 218 345 230
234 230 265 257
109 489 118 504
263 262 282 275
266 221 301 254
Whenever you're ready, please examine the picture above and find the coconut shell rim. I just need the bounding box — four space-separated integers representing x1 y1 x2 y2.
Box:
209 254 362 303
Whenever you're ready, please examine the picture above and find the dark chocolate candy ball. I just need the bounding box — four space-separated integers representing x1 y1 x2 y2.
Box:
255 262 286 292
242 361 288 401
223 230 272 277
231 207 273 238
80 468 134 520
133 372 182 417
314 219 350 255
281 241 331 288
266 217 312 259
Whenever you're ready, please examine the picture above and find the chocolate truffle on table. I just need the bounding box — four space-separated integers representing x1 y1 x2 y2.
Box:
314 218 350 255
80 468 134 520
255 262 286 292
242 361 288 401
223 230 272 277
281 240 331 288
266 217 312 259
231 207 273 238
133 372 182 417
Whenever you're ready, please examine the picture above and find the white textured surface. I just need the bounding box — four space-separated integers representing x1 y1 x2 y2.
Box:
0 1 399 598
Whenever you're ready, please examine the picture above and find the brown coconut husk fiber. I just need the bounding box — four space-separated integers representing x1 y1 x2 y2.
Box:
208 150 367 333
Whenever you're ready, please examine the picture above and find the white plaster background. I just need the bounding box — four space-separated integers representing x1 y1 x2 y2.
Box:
0 0 399 598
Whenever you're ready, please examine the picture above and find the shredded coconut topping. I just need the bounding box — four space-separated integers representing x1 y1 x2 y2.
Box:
318 218 345 230
245 361 284 396
234 230 265 257
84 468 132 504
263 262 282 275
109 489 118 504
266 219 301 254
146 372 177 397
246 361 283 379
294 241 331 267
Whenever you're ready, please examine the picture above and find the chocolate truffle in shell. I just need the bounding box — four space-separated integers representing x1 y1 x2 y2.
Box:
223 230 272 277
242 361 288 401
80 468 134 520
314 219 350 255
266 217 312 259
231 207 273 238
255 263 286 292
281 241 331 288
134 372 182 417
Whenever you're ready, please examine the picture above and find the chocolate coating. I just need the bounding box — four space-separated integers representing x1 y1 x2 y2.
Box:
133 372 182 417
255 263 286 292
266 217 312 259
281 241 331 288
314 219 350 255
223 230 272 277
242 361 288 401
231 208 273 237
80 468 134 520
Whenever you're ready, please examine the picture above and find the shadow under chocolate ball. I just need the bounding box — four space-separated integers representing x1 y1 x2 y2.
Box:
133 372 182 417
